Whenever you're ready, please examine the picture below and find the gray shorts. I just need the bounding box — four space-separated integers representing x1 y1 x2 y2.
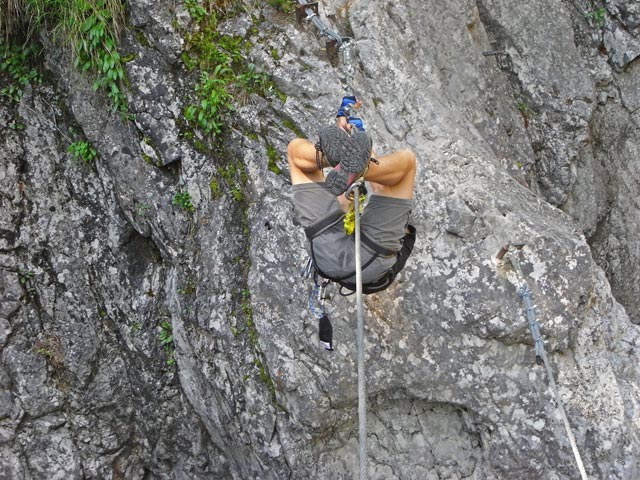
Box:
292 182 412 283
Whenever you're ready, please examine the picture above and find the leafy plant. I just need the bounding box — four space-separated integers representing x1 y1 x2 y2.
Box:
1 0 128 114
266 143 282 175
172 190 196 213
0 43 42 102
236 63 269 93
585 7 606 26
135 203 151 216
217 160 247 202
209 178 221 199
184 66 234 135
180 5 279 138
517 101 528 113
517 101 532 128
230 186 244 202
34 334 65 370
68 141 98 163
241 289 252 317
130 321 141 335
72 5 128 114
19 270 35 284
158 320 175 366
184 0 207 22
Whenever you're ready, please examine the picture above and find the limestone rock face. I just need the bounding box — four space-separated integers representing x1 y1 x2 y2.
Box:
1 1 639 479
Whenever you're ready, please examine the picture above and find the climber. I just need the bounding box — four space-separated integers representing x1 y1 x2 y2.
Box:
288 97 417 294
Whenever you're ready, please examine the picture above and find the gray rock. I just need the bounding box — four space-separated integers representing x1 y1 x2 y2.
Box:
1 0 639 479
605 0 640 68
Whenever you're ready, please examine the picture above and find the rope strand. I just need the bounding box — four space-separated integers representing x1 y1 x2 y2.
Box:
504 246 589 480
352 183 369 480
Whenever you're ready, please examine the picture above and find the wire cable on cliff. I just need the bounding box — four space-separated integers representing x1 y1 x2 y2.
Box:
497 244 589 480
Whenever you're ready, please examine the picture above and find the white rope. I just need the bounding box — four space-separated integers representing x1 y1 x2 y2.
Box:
295 2 366 473
352 182 368 480
504 246 589 480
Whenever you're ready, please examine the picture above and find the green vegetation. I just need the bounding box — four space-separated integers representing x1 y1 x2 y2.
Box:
136 203 151 217
74 6 127 114
238 290 257 360
184 0 207 22
209 177 221 199
235 288 280 402
34 334 65 370
1 0 128 114
0 43 41 102
68 141 98 163
517 101 528 113
266 143 282 175
281 119 305 138
218 160 247 202
241 288 252 315
130 321 141 335
267 0 295 13
172 190 196 213
141 152 156 165
517 101 532 128
585 7 606 26
180 4 277 139
158 320 175 366
177 279 196 295
254 357 276 396
184 67 234 136
18 270 35 284
135 203 151 216
236 62 270 93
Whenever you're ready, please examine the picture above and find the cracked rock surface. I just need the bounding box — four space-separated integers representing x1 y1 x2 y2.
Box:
1 0 639 478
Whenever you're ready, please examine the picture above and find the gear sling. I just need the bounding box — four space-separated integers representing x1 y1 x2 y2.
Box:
304 210 417 294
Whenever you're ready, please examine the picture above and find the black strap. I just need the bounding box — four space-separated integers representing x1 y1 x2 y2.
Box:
306 211 395 256
360 233 395 257
304 210 345 239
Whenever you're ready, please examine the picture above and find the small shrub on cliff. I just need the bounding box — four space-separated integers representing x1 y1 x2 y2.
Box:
184 67 233 136
585 7 606 26
0 43 42 102
180 4 276 138
74 9 128 114
158 320 175 366
68 141 98 163
1 0 128 115
172 190 196 213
